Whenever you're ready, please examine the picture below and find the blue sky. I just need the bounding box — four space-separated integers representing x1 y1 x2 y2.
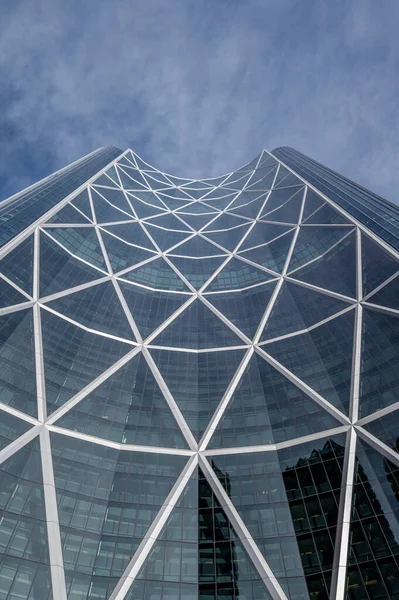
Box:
1 0 398 202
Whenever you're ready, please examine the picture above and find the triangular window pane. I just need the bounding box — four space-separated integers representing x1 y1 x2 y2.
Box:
143 224 193 251
290 232 357 298
301 189 325 221
0 438 52 599
266 310 355 415
261 281 351 341
346 440 399 599
206 257 275 291
119 257 188 291
151 348 244 440
247 166 278 189
167 255 226 289
177 203 218 215
101 231 155 273
102 222 155 249
289 226 354 272
117 166 149 190
0 235 34 295
177 212 218 230
128 198 164 219
57 352 188 448
91 189 133 223
151 299 243 349
118 281 189 338
168 236 226 258
45 227 108 271
0 277 27 308
48 203 91 224
41 309 131 413
239 222 292 251
203 224 251 252
127 470 198 598
206 281 276 338
145 213 191 231
45 281 135 340
304 202 350 225
367 272 399 310
92 173 119 188
362 233 399 296
363 409 399 453
261 190 303 224
70 189 92 219
261 186 304 216
92 186 134 216
274 166 302 188
212 435 345 598
202 193 237 209
128 190 168 209
0 308 37 416
229 195 267 219
40 233 104 297
0 404 32 451
211 355 342 448
51 433 187 593
229 190 265 209
103 165 120 185
359 307 399 417
204 212 246 231
239 230 295 273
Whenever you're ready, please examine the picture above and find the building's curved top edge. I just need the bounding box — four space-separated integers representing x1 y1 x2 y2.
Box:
127 148 268 182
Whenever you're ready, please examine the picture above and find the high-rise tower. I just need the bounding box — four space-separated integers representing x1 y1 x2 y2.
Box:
0 146 398 600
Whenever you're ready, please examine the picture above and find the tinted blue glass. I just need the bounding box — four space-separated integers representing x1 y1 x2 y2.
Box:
361 233 399 297
0 235 34 295
118 257 189 291
206 257 275 291
45 227 108 272
238 230 295 273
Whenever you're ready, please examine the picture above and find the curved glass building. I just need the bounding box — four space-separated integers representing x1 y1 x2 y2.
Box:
0 146 398 600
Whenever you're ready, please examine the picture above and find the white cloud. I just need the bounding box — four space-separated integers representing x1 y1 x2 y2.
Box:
0 0 398 202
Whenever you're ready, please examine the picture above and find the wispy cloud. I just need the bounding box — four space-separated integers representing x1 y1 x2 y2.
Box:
0 0 398 201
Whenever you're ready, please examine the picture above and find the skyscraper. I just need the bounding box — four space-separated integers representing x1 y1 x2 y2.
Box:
0 145 398 600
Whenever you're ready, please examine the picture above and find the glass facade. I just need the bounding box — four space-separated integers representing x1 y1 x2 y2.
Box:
0 146 398 600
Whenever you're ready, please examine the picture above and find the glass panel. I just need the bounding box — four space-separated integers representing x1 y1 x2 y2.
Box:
304 203 350 225
206 257 275 292
102 222 156 249
301 189 325 222
239 222 293 252
229 190 266 210
0 411 31 452
127 470 198 598
205 281 276 339
0 235 34 295
203 213 246 231
118 282 189 339
363 409 399 453
51 434 187 588
130 199 165 219
168 236 226 258
45 228 108 272
167 256 226 289
100 230 155 273
247 166 278 190
177 212 218 231
41 309 131 413
367 272 399 310
0 438 52 600
145 213 191 232
359 307 399 417
229 195 267 219
289 226 354 272
150 348 244 440
91 189 133 223
45 281 135 340
144 224 193 252
119 257 189 291
274 167 302 188
47 203 91 225
127 190 168 210
0 308 37 416
117 166 149 190
290 232 357 299
261 281 349 341
94 187 135 216
238 230 295 273
151 300 243 349
57 351 188 448
70 189 92 219
346 439 399 599
203 224 251 252
261 186 304 217
362 233 399 297
39 233 103 297
265 310 355 415
210 354 341 448
0 279 27 308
